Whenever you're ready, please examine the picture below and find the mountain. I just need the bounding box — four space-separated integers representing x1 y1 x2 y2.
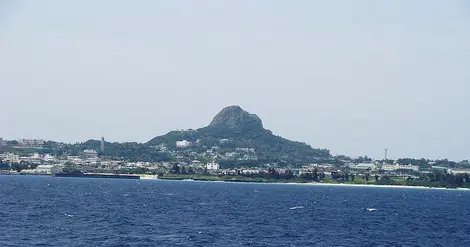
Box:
147 105 330 165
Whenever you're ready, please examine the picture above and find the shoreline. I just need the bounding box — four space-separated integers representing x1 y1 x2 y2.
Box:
301 182 470 191
160 177 470 191
2 174 469 191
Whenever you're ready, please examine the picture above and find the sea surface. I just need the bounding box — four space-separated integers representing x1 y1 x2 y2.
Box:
1 175 470 247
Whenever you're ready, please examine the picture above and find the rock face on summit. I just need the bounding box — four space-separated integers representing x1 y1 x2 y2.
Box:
209 105 263 130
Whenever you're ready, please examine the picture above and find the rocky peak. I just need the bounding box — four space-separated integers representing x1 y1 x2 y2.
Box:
208 105 263 130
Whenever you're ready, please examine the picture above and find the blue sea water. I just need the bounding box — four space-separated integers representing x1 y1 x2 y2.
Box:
1 175 470 247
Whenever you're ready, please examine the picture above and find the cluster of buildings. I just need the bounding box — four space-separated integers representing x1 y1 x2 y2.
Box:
164 139 258 162
0 152 52 165
0 146 223 176
1 147 469 178
0 138 45 148
347 163 419 173
1 137 469 179
16 139 45 148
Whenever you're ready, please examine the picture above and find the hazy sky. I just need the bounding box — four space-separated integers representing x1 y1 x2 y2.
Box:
1 1 469 160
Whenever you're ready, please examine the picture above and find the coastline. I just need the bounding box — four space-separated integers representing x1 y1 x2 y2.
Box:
2 173 469 191
159 176 470 191
301 182 470 191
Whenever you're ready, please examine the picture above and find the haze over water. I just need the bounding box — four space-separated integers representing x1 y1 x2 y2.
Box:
2 175 470 246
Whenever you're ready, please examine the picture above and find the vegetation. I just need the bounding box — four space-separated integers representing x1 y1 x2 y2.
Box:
0 160 39 172
44 140 172 162
62 162 82 174
159 165 470 189
147 124 330 165
375 169 470 188
116 167 155 175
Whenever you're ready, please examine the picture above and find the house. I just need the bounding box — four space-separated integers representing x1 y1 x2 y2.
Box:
3 153 20 163
219 139 229 144
382 164 419 172
43 154 56 162
450 169 470 175
206 162 219 170
83 149 99 165
20 165 61 175
176 140 191 148
350 163 375 171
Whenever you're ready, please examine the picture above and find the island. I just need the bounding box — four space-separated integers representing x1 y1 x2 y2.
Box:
1 105 469 189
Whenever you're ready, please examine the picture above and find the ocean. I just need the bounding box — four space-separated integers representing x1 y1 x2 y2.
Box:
1 175 469 247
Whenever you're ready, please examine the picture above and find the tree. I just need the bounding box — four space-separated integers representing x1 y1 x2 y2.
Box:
376 175 393 185
312 168 319 182
283 169 294 179
62 162 81 174
171 164 180 174
187 167 195 174
0 160 10 170
300 172 313 180
463 173 470 184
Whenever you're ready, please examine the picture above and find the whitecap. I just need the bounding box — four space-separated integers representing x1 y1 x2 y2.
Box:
290 206 304 210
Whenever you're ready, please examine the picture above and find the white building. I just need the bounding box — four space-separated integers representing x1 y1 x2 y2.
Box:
349 163 376 170
219 139 229 144
157 143 168 151
241 169 261 175
3 153 20 163
17 138 44 147
381 164 419 172
84 149 98 158
67 156 84 165
43 154 56 162
83 149 99 164
176 140 191 148
235 147 256 153
21 165 61 174
206 162 220 170
450 169 470 175
19 153 42 164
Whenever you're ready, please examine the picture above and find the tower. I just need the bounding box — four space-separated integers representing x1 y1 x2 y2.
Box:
100 137 105 153
384 148 388 162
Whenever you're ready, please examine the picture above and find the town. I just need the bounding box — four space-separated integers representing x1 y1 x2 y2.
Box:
1 137 470 188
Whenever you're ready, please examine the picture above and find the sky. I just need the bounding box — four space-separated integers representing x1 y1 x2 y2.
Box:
1 0 469 161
